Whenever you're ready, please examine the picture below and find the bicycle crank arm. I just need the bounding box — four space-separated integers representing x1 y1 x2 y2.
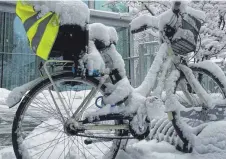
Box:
84 138 113 145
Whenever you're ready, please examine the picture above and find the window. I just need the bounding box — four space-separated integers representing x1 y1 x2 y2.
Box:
82 0 89 7
95 0 128 13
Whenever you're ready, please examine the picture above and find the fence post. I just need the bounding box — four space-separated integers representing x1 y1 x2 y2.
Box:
1 13 5 88
1 54 3 88
138 44 145 86
129 31 135 86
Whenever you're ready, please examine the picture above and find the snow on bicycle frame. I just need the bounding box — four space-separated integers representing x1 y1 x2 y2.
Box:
128 1 226 149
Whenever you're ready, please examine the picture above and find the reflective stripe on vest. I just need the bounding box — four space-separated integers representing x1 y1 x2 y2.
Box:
32 14 54 53
35 14 59 60
23 12 39 32
16 1 59 60
26 12 53 48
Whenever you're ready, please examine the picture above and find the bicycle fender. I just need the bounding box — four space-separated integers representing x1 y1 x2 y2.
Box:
189 60 226 93
6 78 43 108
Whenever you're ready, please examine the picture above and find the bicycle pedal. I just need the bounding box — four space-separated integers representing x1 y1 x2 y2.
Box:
84 138 93 145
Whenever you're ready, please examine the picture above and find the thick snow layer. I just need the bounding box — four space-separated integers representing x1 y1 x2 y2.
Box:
159 9 176 30
190 60 226 94
153 58 172 98
130 14 159 31
26 0 89 26
195 121 226 154
102 44 126 77
135 43 168 97
6 78 41 108
186 6 206 21
103 77 133 105
172 28 195 45
108 27 119 44
165 70 185 112
89 23 126 77
145 96 166 120
82 41 106 75
89 23 110 46
1 89 226 158
0 89 10 105
133 4 205 32
125 92 146 114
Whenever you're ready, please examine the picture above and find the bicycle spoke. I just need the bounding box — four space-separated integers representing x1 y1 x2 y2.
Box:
14 77 121 159
31 136 70 158
46 132 65 159
27 134 63 150
56 135 70 159
37 129 64 159
71 136 95 159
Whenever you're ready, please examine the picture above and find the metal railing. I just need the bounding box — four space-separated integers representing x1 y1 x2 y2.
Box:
0 52 41 90
129 41 159 87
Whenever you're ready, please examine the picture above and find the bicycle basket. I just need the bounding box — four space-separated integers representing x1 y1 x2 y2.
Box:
171 14 201 55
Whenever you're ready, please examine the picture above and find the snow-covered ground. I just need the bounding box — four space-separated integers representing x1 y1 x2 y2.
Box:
0 88 226 159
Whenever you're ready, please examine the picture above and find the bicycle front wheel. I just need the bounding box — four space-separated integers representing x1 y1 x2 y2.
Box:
171 67 226 152
175 67 226 126
12 72 124 159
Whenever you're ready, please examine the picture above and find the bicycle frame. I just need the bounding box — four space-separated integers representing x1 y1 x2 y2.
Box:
43 60 74 122
42 43 219 133
137 43 215 111
43 60 111 124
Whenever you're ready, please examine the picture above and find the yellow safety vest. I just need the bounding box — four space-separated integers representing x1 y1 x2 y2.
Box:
16 1 59 60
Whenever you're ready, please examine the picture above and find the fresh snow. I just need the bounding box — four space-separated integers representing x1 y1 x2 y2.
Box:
1 88 226 158
26 0 89 27
190 60 226 94
89 23 110 46
108 26 119 44
102 44 126 77
103 77 133 105
85 23 128 79
6 78 42 108
130 14 159 31
82 41 106 75
0 89 10 105
186 6 206 21
135 43 168 97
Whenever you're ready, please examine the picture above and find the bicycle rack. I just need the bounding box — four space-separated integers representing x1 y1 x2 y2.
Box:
43 60 75 122
147 117 192 153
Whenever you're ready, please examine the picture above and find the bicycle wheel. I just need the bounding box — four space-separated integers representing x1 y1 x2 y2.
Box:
171 67 226 151
12 72 125 159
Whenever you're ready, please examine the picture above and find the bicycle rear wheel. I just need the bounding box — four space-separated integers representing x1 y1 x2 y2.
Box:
12 72 125 159
172 67 226 152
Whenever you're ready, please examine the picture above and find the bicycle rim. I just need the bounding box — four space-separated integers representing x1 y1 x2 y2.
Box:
12 72 124 159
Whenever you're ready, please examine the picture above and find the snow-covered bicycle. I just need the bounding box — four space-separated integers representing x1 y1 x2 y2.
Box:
10 2 226 159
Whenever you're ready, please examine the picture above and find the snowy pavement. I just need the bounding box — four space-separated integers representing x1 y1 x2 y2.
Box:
1 130 226 159
0 89 16 149
0 88 226 159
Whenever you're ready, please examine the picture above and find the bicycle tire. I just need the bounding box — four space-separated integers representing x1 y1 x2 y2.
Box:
12 72 125 159
171 66 226 152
